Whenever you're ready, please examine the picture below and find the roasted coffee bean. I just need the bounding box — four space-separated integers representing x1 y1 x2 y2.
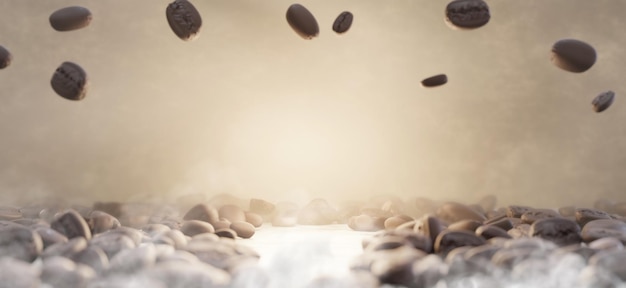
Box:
592 90 615 113
90 232 136 259
93 202 124 218
575 208 611 228
414 215 446 245
88 210 121 234
551 39 596 73
447 219 482 232
166 0 202 41
475 225 511 240
0 224 43 262
445 0 490 29
384 215 413 230
249 198 275 215
286 4 319 39
520 209 560 224
581 219 626 244
180 220 215 237
35 226 68 249
50 61 88 101
506 205 533 218
369 245 426 286
244 212 263 228
215 228 237 239
183 204 219 224
529 217 581 246
589 237 624 251
70 245 109 273
434 230 486 257
332 11 353 34
41 256 95 287
421 74 448 88
437 202 485 224
42 236 86 259
49 6 92 31
484 217 514 231
0 45 12 69
230 221 255 239
0 257 41 287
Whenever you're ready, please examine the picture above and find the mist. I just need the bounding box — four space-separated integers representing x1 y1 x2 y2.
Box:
1 0 625 208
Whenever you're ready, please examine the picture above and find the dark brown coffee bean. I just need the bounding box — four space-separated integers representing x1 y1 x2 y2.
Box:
332 11 353 34
51 210 91 240
551 39 596 73
575 208 611 228
520 209 560 224
166 0 202 41
286 4 319 39
414 215 445 245
49 6 92 32
0 45 11 69
50 61 88 101
35 227 68 249
183 204 219 224
529 217 581 246
484 217 514 231
592 90 615 113
445 0 490 30
434 230 486 257
421 74 448 88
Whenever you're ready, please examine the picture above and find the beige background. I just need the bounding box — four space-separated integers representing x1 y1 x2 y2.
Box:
0 0 624 207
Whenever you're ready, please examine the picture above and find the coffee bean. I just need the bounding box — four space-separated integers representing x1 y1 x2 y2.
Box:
286 4 319 39
35 227 68 249
551 39 597 73
592 90 615 113
249 198 275 215
520 209 560 224
244 212 263 228
558 206 577 217
49 6 92 32
152 230 187 249
421 74 448 88
581 219 626 244
332 11 353 34
384 215 413 230
437 202 486 224
414 215 446 245
445 0 490 30
348 214 385 232
214 228 237 239
88 211 121 234
50 61 88 101
107 243 157 275
529 217 581 246
484 217 514 231
589 237 624 251
434 230 486 257
575 208 611 228
0 224 43 262
90 232 136 259
447 219 482 232
0 45 12 69
506 205 533 218
475 225 511 240
0 257 41 287
42 236 86 259
230 221 255 239
166 0 202 41
180 220 215 237
70 245 109 273
41 256 95 287
93 202 124 218
141 223 171 235
183 204 219 224
369 245 426 286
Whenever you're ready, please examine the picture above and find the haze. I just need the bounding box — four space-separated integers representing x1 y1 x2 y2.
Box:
0 0 625 208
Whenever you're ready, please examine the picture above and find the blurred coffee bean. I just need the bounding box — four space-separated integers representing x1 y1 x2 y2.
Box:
529 218 581 246
35 226 68 249
434 230 486 257
143 261 231 287
93 202 124 218
506 205 533 218
107 243 157 275
588 250 626 281
414 215 445 245
90 232 136 259
211 220 231 230
244 212 263 228
141 223 171 235
183 204 219 225
589 237 624 251
475 225 511 240
575 208 611 228
436 202 486 223
611 202 626 217
51 209 91 240
0 257 41 287
447 219 482 232
153 229 187 249
369 245 426 286
0 224 43 262
88 210 121 234
477 194 497 212
0 206 21 221
581 219 626 243
180 220 215 237
395 220 416 231
411 254 448 288
70 245 109 273
484 217 514 231
230 221 255 239
249 198 275 216
348 214 385 232
215 228 237 239
558 206 577 217
42 236 87 259
520 209 560 224
384 215 413 230
41 256 95 288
